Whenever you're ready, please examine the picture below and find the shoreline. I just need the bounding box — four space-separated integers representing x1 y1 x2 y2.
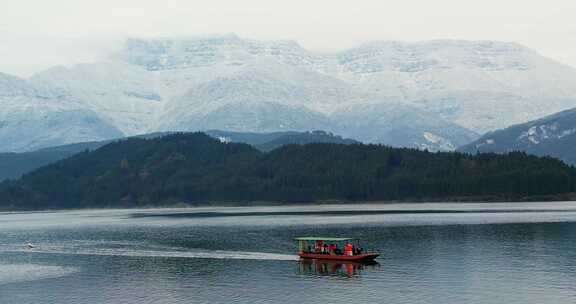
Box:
2 200 576 215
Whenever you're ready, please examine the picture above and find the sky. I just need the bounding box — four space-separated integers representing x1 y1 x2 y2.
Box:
2 0 576 77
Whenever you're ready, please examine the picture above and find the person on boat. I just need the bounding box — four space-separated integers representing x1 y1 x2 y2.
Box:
328 244 336 255
315 240 324 253
345 243 354 256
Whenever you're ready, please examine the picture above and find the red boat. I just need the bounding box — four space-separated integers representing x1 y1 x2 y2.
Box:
295 237 379 261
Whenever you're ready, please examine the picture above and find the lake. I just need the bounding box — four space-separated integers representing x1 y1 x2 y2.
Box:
2 202 576 304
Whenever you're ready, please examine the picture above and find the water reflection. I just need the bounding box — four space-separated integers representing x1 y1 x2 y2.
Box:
298 259 380 278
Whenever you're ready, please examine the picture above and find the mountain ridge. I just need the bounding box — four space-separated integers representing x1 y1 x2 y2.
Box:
458 107 576 165
3 35 576 152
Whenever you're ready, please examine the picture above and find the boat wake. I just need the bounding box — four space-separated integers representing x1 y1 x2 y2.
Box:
0 244 298 261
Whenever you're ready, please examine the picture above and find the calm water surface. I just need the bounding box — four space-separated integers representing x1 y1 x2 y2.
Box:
1 202 576 304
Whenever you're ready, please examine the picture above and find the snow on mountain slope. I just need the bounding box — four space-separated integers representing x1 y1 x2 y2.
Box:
114 36 576 133
156 59 374 130
161 100 333 133
30 61 163 135
335 40 576 96
333 40 576 132
331 103 478 151
0 73 123 152
116 35 322 71
5 34 576 152
0 72 39 96
458 107 576 165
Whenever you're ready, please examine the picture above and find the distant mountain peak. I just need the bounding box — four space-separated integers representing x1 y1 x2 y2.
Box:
458 107 576 165
116 35 309 71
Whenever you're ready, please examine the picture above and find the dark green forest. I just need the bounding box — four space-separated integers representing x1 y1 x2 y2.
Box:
1 133 575 210
0 130 355 182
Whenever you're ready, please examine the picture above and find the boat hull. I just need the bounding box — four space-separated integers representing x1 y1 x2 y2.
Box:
298 253 379 261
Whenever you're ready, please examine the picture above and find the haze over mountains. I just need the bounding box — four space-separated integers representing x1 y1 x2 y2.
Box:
3 34 576 152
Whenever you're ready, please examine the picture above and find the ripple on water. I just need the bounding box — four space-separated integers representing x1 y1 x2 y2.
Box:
0 264 77 285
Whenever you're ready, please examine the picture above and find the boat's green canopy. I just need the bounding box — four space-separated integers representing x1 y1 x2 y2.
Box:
294 237 354 241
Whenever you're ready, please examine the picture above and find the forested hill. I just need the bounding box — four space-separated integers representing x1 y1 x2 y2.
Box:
1 133 575 210
0 130 356 182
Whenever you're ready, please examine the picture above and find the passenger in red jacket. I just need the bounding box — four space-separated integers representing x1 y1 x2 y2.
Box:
345 243 354 256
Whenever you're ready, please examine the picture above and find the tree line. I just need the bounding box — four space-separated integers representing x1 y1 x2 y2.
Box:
0 132 575 210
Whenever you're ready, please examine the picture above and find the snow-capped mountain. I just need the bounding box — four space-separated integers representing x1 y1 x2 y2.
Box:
30 61 162 135
0 73 122 152
458 107 576 165
114 36 576 132
333 40 576 132
2 34 576 152
155 60 370 128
